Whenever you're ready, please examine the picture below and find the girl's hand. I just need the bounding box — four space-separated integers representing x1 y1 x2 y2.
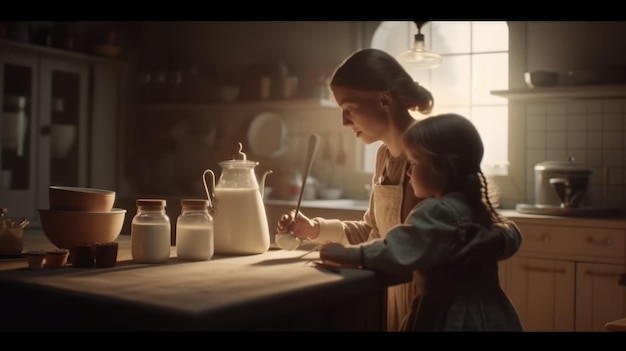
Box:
319 242 352 266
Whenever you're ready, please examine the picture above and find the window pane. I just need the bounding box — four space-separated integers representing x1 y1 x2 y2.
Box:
407 68 432 86
431 21 471 54
431 54 471 106
363 140 383 173
368 20 510 176
471 52 509 105
371 21 413 57
472 21 509 53
470 106 509 174
431 106 470 118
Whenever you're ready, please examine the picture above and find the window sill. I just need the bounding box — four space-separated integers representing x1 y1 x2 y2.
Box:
491 84 626 101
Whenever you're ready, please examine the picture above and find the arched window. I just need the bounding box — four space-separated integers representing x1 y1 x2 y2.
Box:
367 21 510 176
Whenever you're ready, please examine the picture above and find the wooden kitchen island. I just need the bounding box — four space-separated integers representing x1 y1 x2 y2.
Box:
0 231 406 331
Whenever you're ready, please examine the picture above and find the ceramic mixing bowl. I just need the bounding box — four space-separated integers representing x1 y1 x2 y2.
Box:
49 186 115 212
39 208 126 250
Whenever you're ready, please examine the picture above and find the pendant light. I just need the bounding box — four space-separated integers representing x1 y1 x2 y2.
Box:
396 21 442 70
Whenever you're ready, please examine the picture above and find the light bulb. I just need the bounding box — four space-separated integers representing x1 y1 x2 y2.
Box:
396 33 442 69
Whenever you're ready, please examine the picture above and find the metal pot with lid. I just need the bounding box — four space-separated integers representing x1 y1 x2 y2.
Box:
535 156 592 208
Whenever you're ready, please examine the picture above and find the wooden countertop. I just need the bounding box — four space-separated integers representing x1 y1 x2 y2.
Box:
499 209 626 229
0 232 406 331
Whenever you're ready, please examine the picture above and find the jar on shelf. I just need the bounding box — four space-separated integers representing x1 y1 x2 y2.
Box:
176 199 214 261
131 199 171 264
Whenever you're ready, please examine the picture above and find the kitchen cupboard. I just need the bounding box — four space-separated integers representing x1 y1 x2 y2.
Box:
575 262 626 331
0 39 124 224
500 212 626 332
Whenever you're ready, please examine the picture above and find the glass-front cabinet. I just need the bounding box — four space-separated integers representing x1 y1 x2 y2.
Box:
36 59 89 212
0 40 120 224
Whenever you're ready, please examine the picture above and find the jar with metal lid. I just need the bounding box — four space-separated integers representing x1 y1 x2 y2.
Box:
176 199 214 261
0 207 28 256
131 199 171 263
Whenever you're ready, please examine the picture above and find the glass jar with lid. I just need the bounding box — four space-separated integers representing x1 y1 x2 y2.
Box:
176 199 214 261
131 199 171 264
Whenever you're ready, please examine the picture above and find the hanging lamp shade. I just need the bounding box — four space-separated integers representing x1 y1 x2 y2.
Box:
396 21 442 70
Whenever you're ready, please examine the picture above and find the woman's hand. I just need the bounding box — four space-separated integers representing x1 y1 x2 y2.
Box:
276 210 319 240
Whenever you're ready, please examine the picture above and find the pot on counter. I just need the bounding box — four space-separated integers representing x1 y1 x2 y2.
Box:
535 157 591 208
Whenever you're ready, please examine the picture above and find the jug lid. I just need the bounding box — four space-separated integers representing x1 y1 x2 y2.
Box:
219 142 259 168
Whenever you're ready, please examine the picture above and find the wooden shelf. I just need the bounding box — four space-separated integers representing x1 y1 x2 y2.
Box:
0 38 127 65
491 84 626 101
131 98 339 110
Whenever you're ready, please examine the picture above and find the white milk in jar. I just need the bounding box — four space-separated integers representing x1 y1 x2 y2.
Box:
131 199 171 263
177 225 214 260
212 188 270 255
176 199 214 261
131 223 171 263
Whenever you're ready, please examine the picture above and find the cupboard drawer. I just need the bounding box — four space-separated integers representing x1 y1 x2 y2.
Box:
517 224 626 259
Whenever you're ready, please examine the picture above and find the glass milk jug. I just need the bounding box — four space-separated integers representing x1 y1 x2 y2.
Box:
203 143 272 255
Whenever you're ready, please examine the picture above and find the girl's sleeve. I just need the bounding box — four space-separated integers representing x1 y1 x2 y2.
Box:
494 220 523 260
344 199 464 276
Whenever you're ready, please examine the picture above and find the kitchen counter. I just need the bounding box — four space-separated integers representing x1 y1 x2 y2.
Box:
0 232 407 331
499 209 626 229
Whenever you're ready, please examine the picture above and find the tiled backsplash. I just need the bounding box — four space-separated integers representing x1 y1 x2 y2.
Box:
524 99 626 209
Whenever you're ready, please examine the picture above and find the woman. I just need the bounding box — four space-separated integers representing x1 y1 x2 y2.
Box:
319 113 524 331
277 48 522 331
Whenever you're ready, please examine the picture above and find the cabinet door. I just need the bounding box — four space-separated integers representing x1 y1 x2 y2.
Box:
37 57 89 214
89 63 121 190
575 262 626 332
0 50 39 220
506 257 576 331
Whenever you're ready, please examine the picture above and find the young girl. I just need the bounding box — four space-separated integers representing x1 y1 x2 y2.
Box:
319 113 524 331
277 48 522 331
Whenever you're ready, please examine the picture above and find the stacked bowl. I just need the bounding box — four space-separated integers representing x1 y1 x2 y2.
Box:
39 186 126 252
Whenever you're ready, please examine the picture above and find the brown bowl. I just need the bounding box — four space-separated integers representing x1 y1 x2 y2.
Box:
93 44 121 58
39 208 126 250
524 70 559 88
49 186 115 212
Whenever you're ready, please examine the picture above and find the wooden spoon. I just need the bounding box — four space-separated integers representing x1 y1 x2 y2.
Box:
275 133 321 251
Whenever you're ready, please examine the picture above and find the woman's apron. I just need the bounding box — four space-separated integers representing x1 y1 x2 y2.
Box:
373 162 422 332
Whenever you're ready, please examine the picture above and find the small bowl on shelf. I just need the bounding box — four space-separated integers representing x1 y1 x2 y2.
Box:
524 70 559 88
215 86 240 103
93 44 121 58
318 187 343 200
